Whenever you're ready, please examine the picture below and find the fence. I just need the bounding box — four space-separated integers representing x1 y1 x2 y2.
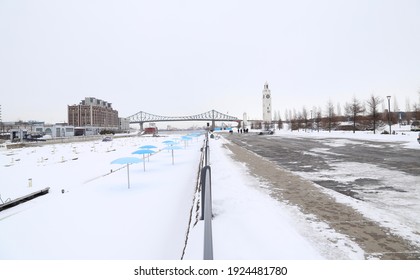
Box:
200 132 213 260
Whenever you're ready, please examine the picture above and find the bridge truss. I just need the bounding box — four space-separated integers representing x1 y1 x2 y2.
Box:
128 109 239 130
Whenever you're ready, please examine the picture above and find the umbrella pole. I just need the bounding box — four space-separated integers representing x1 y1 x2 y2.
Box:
127 163 130 189
143 155 146 171
172 150 174 165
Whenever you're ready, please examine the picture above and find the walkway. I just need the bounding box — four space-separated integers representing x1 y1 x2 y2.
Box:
224 141 420 259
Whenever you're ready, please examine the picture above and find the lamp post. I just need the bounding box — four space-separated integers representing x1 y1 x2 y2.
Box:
386 96 391 134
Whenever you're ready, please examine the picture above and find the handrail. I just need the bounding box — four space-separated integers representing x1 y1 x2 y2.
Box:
204 135 210 166
201 132 213 260
180 136 207 260
201 165 213 260
201 133 209 219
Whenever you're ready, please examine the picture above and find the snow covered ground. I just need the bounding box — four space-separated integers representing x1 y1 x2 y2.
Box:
1 134 202 259
0 127 419 260
274 126 420 151
184 136 327 259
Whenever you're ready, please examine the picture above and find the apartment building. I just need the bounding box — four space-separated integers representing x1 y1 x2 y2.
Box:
68 97 119 129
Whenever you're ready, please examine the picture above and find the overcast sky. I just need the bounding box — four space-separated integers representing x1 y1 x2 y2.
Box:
1 0 420 124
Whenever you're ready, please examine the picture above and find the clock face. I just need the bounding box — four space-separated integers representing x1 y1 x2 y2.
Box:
265 94 270 99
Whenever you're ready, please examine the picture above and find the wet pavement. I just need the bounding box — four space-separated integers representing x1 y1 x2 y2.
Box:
228 133 419 199
224 133 420 259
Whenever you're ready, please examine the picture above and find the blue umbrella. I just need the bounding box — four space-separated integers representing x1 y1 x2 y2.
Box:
181 136 192 140
139 145 157 149
181 136 193 148
132 149 155 155
132 149 155 171
111 157 141 189
188 133 201 137
163 145 183 165
138 145 158 162
162 140 176 154
188 133 202 142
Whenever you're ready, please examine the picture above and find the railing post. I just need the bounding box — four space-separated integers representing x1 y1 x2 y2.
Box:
206 141 210 166
201 133 210 220
200 167 206 221
199 132 213 259
205 142 209 166
202 166 213 260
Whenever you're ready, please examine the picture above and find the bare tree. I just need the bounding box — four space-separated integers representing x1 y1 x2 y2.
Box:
405 98 412 125
290 109 299 131
296 109 303 131
302 107 308 131
345 96 365 133
414 103 420 121
325 99 336 132
277 115 283 130
284 109 289 122
283 109 290 130
316 110 322 132
287 109 294 130
366 94 382 134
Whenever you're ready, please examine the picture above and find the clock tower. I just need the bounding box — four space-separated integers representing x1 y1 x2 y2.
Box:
262 82 272 123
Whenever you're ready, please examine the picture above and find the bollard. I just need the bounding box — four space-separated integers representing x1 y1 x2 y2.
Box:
28 178 32 188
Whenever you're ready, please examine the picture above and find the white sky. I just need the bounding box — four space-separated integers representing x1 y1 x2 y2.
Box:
1 0 420 123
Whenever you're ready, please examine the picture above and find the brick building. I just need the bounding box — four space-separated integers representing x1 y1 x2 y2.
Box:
68 97 119 129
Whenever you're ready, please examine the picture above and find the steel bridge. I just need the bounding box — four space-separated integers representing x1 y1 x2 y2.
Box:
128 109 239 131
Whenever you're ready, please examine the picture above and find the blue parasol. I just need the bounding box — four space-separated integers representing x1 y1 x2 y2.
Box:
139 145 158 149
111 157 142 189
132 149 155 171
163 145 183 165
181 136 193 147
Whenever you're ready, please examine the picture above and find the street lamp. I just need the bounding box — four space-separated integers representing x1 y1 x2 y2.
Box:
386 96 391 134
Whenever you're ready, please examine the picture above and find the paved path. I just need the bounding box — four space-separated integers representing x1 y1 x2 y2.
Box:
224 138 420 259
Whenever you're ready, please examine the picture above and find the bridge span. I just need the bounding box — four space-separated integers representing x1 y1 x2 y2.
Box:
128 109 239 131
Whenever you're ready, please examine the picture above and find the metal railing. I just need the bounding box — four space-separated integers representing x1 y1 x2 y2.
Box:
200 132 213 260
201 166 213 260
